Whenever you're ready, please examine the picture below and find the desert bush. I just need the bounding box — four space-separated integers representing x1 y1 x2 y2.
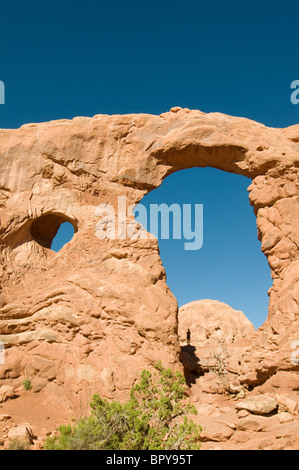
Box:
202 339 245 397
7 438 30 450
23 379 32 391
45 362 201 450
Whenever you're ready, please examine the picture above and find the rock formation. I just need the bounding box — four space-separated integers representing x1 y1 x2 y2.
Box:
178 299 255 349
176 299 298 450
178 300 255 389
0 108 298 432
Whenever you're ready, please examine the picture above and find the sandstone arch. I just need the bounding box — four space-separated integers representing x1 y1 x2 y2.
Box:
136 166 271 328
0 108 298 408
31 212 77 249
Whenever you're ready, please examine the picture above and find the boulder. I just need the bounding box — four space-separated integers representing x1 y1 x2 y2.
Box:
0 414 11 422
199 421 235 442
275 395 299 415
7 424 35 445
235 396 278 415
0 385 15 403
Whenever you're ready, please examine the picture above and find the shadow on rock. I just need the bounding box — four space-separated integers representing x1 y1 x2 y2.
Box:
180 344 205 386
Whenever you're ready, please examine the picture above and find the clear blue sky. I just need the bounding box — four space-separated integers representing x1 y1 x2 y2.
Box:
1 0 298 327
136 169 272 328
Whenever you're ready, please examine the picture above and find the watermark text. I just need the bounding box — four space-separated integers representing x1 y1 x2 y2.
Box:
0 340 4 364
290 80 299 105
95 196 203 251
291 340 299 365
0 81 4 105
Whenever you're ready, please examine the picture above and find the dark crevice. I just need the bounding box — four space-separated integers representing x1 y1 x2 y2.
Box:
30 213 77 250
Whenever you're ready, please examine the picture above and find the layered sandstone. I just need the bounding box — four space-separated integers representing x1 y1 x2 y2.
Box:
178 299 255 348
178 300 256 385
0 108 298 419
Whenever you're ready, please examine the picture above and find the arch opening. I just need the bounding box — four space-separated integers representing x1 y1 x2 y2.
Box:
51 222 75 252
134 167 272 329
30 213 76 252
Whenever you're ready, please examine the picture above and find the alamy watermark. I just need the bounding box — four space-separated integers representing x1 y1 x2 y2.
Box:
290 80 299 105
0 81 4 105
0 340 4 365
95 196 203 251
291 340 299 365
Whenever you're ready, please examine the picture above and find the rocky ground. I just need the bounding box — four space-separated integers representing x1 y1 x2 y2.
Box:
180 300 299 450
0 363 298 451
0 299 298 451
190 378 299 450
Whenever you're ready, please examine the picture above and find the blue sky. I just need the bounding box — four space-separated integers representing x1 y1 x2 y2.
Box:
136 169 272 328
1 0 298 327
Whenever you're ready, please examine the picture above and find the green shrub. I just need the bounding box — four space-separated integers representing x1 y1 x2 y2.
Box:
23 379 32 391
45 362 202 450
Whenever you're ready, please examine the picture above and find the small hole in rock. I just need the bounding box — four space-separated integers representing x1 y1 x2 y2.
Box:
30 213 76 251
51 222 75 252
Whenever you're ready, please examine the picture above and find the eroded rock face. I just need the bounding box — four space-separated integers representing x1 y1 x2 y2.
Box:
178 299 255 348
178 300 256 386
0 108 298 413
